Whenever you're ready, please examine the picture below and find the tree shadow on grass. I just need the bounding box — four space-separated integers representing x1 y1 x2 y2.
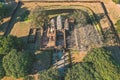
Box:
18 35 52 74
31 50 52 74
104 46 120 66
0 21 9 33
95 13 106 22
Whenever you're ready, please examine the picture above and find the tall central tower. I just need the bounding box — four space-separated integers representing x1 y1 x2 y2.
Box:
57 15 62 30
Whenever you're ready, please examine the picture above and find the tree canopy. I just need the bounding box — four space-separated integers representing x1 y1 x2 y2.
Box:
0 2 12 24
0 35 24 55
70 10 91 26
0 35 26 79
0 56 5 79
65 48 120 80
2 49 34 78
115 20 120 33
112 0 120 3
0 64 5 79
38 68 60 80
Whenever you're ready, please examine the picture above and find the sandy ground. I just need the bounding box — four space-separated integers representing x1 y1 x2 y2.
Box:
2 77 23 80
71 51 87 63
10 22 30 38
22 1 104 14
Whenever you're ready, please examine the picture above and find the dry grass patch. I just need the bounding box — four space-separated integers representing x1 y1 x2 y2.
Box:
71 51 87 63
2 77 23 80
10 22 30 38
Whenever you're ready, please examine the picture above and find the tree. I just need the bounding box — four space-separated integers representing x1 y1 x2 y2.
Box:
0 2 12 26
0 2 12 19
65 63 95 80
29 6 49 28
2 49 34 78
0 16 3 25
0 2 3 25
38 68 60 80
70 10 91 26
0 56 5 79
0 63 5 79
112 0 120 4
115 20 120 33
0 35 24 55
65 48 120 80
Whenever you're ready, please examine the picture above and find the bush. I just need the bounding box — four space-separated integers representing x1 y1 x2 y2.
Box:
2 49 34 78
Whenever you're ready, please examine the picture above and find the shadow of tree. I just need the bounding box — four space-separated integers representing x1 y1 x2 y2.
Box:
31 50 52 74
4 2 30 36
18 34 52 74
0 21 9 33
104 46 120 65
95 13 105 22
